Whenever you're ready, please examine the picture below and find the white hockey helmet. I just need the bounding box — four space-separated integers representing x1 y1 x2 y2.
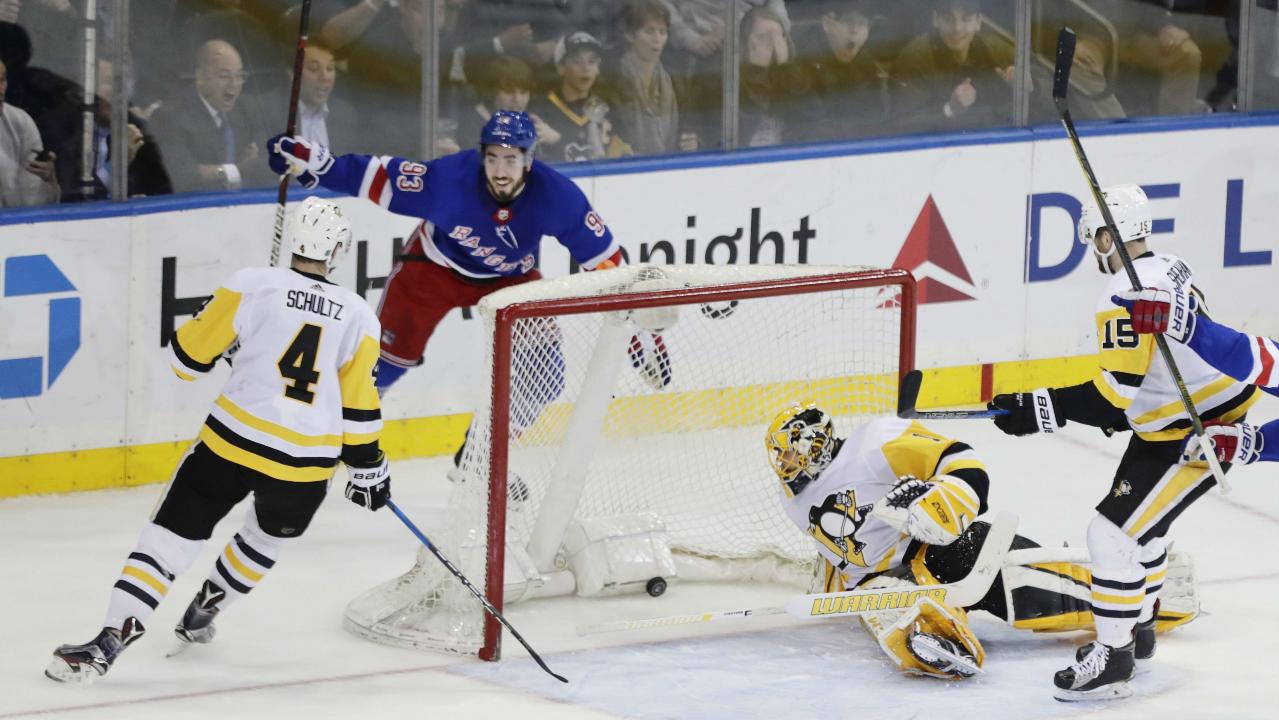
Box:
1078 184 1152 273
288 196 352 273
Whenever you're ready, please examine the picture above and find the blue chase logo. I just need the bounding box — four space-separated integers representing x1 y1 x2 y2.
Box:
0 255 81 399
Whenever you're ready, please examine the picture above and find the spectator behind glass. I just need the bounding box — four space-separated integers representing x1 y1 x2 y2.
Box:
660 0 791 149
738 7 821 147
458 55 561 151
454 0 575 78
276 42 360 152
1092 0 1207 116
529 31 633 162
892 0 1013 133
312 0 459 156
0 56 58 206
50 56 171 202
611 0 696 154
799 0 891 140
150 39 266 192
0 0 80 84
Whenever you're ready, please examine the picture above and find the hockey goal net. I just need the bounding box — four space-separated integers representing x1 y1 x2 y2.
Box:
345 264 915 659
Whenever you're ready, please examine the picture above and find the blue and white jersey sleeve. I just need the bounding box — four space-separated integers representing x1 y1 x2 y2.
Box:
1187 314 1279 392
319 153 444 217
543 168 619 270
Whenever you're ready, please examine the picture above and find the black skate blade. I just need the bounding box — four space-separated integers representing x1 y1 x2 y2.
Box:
1053 681 1133 702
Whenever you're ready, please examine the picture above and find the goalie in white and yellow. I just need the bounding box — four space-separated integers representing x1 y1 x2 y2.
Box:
765 403 1199 680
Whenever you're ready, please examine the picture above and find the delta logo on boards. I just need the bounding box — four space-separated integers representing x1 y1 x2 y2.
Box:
881 195 978 306
0 255 81 399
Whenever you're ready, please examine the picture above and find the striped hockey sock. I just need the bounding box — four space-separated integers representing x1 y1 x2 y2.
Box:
1139 540 1168 623
1086 515 1144 647
205 517 283 611
105 523 202 629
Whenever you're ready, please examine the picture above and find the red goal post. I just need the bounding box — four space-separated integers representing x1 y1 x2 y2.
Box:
345 264 916 661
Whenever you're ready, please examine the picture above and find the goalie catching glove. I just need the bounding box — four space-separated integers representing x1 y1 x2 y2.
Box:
267 134 334 190
988 388 1064 436
1181 421 1262 466
883 475 980 546
1111 287 1197 343
345 452 391 511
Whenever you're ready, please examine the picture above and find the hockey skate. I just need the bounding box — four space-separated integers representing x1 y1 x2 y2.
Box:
1133 618 1156 673
1054 641 1135 701
907 629 980 678
175 580 226 646
45 617 145 684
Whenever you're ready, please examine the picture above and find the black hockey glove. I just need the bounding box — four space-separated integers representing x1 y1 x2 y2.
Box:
345 452 391 511
989 388 1065 437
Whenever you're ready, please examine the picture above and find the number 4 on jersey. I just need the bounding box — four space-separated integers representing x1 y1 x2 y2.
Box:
278 324 323 403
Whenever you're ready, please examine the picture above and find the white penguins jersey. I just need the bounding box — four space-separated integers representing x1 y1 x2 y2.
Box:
1092 253 1257 440
779 417 987 589
169 267 383 482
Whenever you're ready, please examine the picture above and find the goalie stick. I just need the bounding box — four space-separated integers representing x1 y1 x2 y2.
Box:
270 0 314 267
896 369 1007 420
386 500 568 683
575 510 1017 636
1052 28 1230 493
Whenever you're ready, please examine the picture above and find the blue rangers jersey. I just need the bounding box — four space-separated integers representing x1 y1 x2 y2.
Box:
315 149 619 278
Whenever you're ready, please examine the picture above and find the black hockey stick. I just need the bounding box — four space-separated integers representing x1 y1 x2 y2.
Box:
1051 28 1229 492
270 0 315 267
385 499 569 683
897 369 1007 420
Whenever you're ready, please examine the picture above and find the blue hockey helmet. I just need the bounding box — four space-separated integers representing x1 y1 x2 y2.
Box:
480 110 538 156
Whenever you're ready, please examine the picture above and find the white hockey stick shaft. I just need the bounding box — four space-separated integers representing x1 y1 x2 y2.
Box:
576 511 1017 636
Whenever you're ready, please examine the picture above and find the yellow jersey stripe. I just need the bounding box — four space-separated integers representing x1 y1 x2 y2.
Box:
1137 395 1258 441
215 395 342 448
122 565 169 596
342 429 381 446
937 457 985 475
1092 374 1134 410
1132 375 1238 426
173 367 197 382
174 287 241 366
224 546 265 582
198 427 335 482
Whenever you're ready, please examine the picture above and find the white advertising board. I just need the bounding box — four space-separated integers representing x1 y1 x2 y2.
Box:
3 121 1278 458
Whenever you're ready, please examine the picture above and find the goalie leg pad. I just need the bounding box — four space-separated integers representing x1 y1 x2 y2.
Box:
857 576 985 679
1001 557 1094 633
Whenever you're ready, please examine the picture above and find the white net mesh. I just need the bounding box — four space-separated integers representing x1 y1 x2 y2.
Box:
344 264 909 654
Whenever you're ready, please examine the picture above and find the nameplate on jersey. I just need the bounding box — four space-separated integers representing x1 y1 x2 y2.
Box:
287 289 344 320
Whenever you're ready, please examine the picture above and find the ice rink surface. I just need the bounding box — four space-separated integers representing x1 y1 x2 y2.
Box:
3 396 1278 720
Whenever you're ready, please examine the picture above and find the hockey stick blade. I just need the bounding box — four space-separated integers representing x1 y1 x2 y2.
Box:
386 500 569 683
1052 27 1077 110
577 607 786 636
896 369 1007 420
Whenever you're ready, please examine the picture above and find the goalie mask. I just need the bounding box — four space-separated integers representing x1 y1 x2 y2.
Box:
1078 184 1152 274
288 196 352 273
766 404 839 498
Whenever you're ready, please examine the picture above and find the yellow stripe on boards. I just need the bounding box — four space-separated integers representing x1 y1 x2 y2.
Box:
215 395 342 448
224 546 264 582
122 565 169 596
1 354 1114 498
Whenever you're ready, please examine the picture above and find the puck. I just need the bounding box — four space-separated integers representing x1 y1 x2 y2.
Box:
645 577 667 597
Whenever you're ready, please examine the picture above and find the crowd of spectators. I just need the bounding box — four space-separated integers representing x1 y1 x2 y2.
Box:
0 0 1254 207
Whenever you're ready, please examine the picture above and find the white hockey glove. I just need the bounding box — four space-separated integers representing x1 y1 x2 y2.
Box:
883 475 980 547
1181 421 1262 466
345 452 391 511
267 133 334 190
1111 286 1197 343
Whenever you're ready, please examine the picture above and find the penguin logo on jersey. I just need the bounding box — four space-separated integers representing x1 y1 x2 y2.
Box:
808 490 876 567
1113 479 1132 498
